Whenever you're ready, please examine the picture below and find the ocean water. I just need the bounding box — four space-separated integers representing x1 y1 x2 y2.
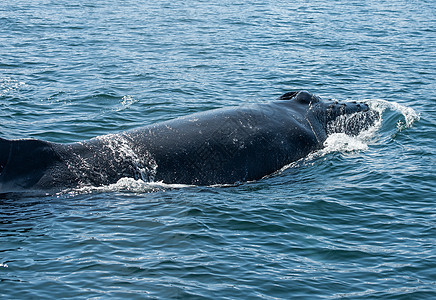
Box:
1 0 435 298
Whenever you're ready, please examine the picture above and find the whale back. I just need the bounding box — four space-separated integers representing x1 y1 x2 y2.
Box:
1 91 381 191
0 138 10 176
0 138 61 190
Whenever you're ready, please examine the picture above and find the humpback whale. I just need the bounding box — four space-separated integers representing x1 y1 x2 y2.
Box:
0 91 379 192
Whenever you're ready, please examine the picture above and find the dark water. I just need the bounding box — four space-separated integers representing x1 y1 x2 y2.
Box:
1 0 435 298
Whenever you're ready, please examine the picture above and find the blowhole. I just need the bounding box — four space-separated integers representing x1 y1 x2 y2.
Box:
278 91 299 100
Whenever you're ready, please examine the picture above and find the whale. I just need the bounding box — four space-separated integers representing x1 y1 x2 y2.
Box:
0 91 379 192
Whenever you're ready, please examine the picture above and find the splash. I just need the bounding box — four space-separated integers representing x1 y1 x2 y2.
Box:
323 133 369 153
286 98 418 167
60 134 157 190
366 99 420 131
114 95 138 112
63 178 191 196
96 134 157 182
321 107 381 155
322 98 419 154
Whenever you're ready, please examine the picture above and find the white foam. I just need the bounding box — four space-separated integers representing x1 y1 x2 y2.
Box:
96 134 157 182
114 95 138 112
282 98 418 169
366 99 420 131
63 178 192 196
323 132 369 152
321 99 418 154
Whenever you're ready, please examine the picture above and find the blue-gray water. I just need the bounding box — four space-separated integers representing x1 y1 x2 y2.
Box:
1 0 435 299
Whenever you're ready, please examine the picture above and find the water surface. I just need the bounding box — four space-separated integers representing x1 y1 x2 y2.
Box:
1 0 435 298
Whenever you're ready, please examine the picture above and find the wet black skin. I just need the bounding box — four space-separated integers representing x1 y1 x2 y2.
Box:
0 91 378 192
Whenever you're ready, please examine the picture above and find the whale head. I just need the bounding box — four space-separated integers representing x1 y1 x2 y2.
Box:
279 91 379 136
